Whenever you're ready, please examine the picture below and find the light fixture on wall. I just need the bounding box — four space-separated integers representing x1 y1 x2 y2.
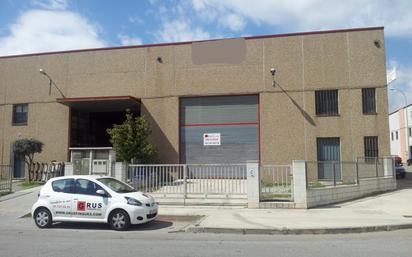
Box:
39 68 65 98
270 68 276 87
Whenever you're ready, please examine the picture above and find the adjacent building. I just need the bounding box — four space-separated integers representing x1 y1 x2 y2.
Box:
389 105 412 162
0 27 390 180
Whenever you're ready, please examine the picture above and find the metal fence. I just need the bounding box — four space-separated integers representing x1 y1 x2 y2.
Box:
260 165 293 201
30 162 65 182
306 158 392 189
0 165 12 193
127 164 247 198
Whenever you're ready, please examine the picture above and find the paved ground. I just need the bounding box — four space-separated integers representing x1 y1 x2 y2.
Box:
0 221 412 257
0 173 412 256
1 173 412 234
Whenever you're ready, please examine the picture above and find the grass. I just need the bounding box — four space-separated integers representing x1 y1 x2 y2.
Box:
20 181 43 189
308 181 326 188
261 193 291 200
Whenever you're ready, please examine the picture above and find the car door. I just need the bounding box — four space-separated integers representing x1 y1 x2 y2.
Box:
49 178 75 219
72 179 109 220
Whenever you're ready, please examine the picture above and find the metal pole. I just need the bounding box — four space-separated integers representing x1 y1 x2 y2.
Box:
333 162 336 186
355 158 359 185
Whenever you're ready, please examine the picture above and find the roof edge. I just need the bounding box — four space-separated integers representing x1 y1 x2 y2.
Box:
0 26 384 59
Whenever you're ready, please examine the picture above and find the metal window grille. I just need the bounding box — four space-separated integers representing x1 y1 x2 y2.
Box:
12 104 28 125
315 90 338 115
362 88 376 114
364 136 379 159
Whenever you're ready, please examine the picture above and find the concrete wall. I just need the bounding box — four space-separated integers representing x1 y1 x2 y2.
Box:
0 27 389 169
306 177 396 208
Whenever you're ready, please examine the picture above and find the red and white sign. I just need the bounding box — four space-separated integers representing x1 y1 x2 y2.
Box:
203 133 221 146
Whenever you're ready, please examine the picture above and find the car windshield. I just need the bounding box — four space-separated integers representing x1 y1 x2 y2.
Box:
97 178 136 193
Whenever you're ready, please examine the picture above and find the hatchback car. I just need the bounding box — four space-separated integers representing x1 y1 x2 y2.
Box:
32 176 158 231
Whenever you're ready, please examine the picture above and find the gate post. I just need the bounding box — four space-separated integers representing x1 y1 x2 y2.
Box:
292 160 308 209
247 161 260 208
183 164 187 205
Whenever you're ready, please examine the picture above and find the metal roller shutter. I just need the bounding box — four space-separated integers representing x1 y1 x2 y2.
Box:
180 95 259 164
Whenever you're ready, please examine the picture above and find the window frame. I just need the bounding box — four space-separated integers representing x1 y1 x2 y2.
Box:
364 136 379 160
315 90 339 116
12 103 29 126
362 88 377 115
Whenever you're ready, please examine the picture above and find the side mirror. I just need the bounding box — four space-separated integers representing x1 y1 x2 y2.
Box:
96 189 107 196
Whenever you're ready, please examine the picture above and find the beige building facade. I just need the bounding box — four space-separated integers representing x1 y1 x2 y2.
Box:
0 27 390 179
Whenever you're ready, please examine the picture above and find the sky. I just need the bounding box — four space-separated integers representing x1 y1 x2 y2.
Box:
0 0 411 112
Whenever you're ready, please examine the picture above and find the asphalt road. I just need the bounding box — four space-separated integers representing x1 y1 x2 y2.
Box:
0 215 412 257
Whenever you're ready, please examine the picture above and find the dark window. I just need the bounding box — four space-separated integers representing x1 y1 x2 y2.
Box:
75 179 104 196
52 179 75 193
396 131 399 140
362 88 376 114
364 136 379 160
391 132 394 141
12 104 28 125
409 127 411 137
315 90 338 116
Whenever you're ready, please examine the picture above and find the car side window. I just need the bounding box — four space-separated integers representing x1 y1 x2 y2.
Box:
52 179 75 194
75 179 104 196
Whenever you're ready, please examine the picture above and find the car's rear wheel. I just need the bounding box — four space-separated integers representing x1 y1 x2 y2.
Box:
34 208 52 228
109 209 130 231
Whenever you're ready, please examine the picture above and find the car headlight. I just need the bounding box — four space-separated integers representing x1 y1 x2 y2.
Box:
125 197 142 206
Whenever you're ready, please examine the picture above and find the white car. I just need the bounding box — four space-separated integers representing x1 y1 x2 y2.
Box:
31 175 158 231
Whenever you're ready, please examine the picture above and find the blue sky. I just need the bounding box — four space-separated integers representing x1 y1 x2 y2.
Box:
1 0 411 112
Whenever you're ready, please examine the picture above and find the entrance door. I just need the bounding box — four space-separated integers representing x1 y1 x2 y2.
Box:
317 138 341 180
13 152 25 178
180 95 259 165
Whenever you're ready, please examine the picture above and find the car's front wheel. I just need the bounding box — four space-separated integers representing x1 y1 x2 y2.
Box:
109 209 131 231
34 208 52 229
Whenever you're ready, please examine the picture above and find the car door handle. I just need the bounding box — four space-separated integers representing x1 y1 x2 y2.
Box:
73 198 78 200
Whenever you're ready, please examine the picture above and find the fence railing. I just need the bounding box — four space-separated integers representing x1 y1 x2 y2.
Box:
127 163 247 198
0 165 12 193
30 162 65 182
260 165 293 201
306 158 393 189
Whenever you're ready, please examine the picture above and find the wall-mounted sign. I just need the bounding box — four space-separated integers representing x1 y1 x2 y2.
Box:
203 133 221 146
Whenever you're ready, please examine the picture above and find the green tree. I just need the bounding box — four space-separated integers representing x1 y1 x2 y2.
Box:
13 138 43 182
107 110 157 163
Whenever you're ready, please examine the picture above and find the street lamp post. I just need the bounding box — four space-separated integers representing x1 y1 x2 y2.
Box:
391 88 410 161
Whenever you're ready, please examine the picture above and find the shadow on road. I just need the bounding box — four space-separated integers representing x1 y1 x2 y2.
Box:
51 219 173 231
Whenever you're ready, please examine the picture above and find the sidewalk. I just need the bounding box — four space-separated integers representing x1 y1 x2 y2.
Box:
1 181 412 234
159 181 412 234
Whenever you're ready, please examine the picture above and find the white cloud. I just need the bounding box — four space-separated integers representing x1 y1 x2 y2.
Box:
220 13 245 32
155 20 210 42
387 61 412 112
0 10 106 56
118 34 142 45
31 0 69 10
190 0 412 38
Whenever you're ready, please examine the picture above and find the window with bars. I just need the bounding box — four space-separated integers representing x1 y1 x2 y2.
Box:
315 90 339 116
12 104 28 125
362 88 376 114
364 136 379 160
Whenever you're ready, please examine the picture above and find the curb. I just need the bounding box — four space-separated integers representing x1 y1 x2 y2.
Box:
186 223 412 235
0 187 41 202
